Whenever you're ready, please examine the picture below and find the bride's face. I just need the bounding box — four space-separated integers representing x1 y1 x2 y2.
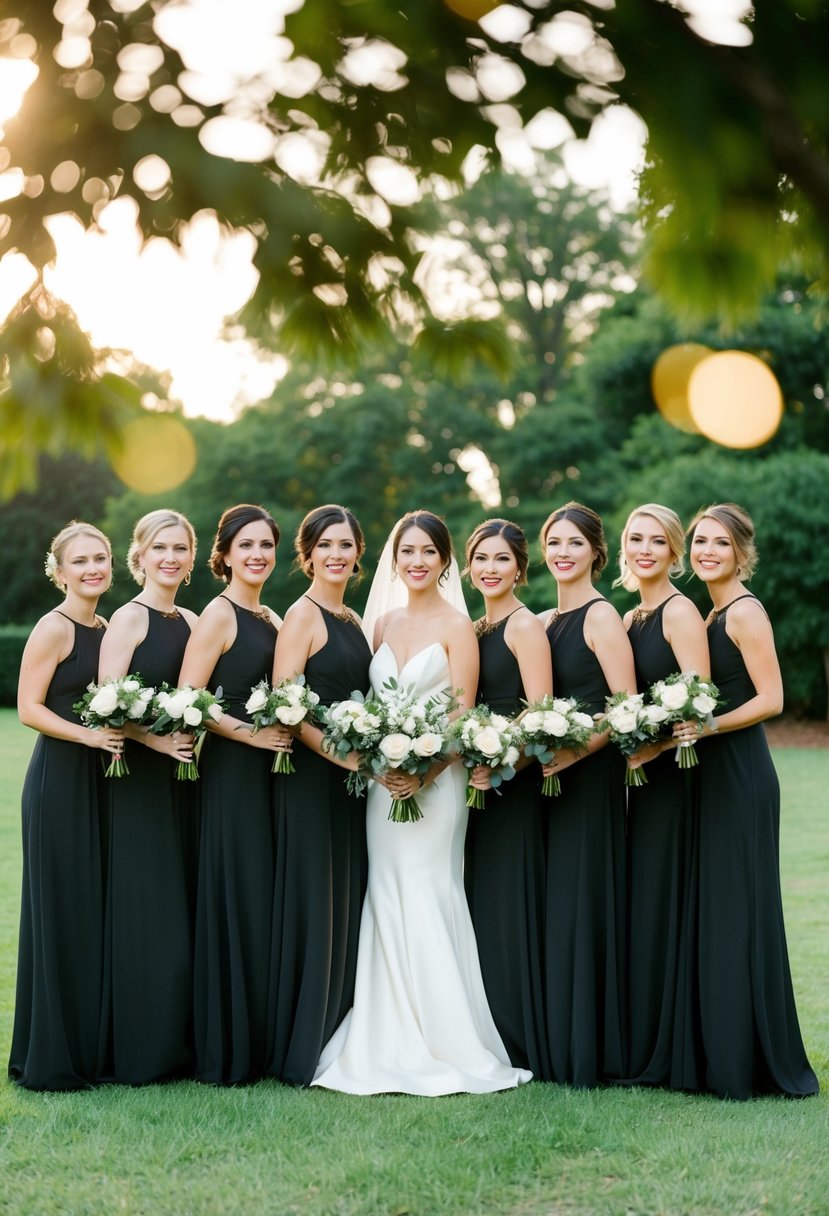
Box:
395 526 443 591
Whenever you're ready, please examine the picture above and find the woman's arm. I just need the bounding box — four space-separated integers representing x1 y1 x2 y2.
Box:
679 599 783 741
18 615 123 754
544 601 635 778
99 602 193 762
631 595 711 767
272 599 346 764
178 599 289 753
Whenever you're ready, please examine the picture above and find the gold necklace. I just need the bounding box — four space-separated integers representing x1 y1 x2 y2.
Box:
306 596 360 627
630 603 658 625
474 605 524 637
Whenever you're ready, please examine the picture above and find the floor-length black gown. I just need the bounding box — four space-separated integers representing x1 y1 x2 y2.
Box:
194 601 277 1084
545 601 627 1087
625 597 701 1088
697 596 818 1099
464 610 550 1078
9 613 106 1090
267 601 371 1086
98 605 195 1084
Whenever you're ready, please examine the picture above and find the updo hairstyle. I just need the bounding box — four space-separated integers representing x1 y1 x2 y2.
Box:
688 502 758 582
127 509 197 585
540 501 608 582
208 504 280 582
44 521 112 594
294 504 365 580
464 518 529 586
614 503 685 592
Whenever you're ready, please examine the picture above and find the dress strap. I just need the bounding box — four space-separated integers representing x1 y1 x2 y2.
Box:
711 593 761 618
53 609 104 630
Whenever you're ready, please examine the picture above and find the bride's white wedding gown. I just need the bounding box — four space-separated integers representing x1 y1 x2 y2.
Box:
312 642 532 1095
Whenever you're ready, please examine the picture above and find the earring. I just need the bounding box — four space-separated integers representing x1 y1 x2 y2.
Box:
184 570 192 586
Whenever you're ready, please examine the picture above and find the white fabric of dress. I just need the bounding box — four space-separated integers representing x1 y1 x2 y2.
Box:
312 641 533 1095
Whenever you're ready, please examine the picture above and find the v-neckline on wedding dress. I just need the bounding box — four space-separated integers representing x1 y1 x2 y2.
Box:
374 639 445 680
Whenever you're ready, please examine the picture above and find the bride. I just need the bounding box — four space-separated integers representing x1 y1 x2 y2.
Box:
312 511 532 1095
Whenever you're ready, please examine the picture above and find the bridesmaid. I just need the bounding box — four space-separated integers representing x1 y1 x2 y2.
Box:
9 522 122 1090
267 504 372 1086
684 503 818 1099
178 504 290 1085
97 509 199 1084
539 502 635 1087
615 503 708 1089
464 518 552 1078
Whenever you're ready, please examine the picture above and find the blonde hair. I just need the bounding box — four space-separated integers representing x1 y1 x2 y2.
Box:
688 503 758 582
127 509 196 585
45 521 112 594
614 503 686 592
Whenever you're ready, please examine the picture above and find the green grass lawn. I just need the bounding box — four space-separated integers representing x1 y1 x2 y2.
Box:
0 707 827 1216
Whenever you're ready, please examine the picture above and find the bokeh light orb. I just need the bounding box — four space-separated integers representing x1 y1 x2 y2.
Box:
111 414 197 493
688 351 783 449
651 343 710 433
443 0 499 20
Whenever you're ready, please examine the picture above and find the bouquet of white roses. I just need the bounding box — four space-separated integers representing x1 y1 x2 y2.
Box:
148 684 225 780
648 671 721 769
518 695 595 797
244 675 321 773
74 674 155 777
598 690 670 787
321 678 454 823
447 705 522 810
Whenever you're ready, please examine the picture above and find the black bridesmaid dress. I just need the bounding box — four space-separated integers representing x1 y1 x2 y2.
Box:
544 601 627 1087
464 609 550 1078
267 601 371 1086
624 597 701 1088
98 605 195 1085
696 596 818 1099
9 613 106 1090
194 601 277 1085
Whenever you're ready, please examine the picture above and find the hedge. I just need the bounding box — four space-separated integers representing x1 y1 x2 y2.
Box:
0 626 29 707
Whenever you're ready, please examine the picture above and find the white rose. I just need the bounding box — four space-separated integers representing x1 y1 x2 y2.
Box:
164 691 191 720
642 705 669 725
521 711 544 734
275 704 306 726
489 713 510 732
572 712 595 730
473 726 503 758
88 685 119 716
412 732 442 758
331 700 363 722
504 746 520 767
541 711 569 738
284 684 303 704
128 695 152 720
245 687 269 714
692 693 717 715
402 716 417 735
183 705 203 727
121 679 141 693
307 691 320 706
609 709 638 734
660 683 689 711
552 699 572 715
352 713 378 735
208 703 223 722
378 733 413 766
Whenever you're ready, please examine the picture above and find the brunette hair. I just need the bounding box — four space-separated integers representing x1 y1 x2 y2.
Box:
45 521 112 594
127 509 196 585
392 510 453 583
540 501 607 581
294 504 365 580
464 518 529 586
208 504 280 582
688 502 758 581
614 503 685 592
